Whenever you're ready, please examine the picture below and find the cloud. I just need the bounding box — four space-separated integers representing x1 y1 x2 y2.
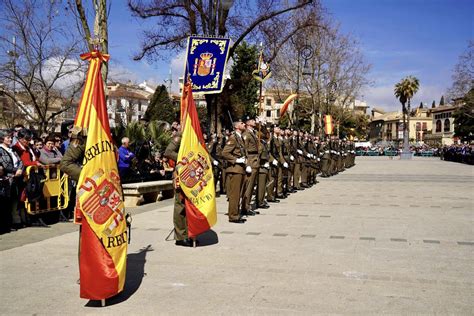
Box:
42 57 85 92
362 83 448 112
108 62 140 83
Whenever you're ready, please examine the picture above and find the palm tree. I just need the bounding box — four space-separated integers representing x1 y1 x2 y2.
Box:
394 76 420 158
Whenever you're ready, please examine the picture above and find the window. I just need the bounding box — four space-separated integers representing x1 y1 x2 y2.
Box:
436 120 442 133
276 109 280 117
422 122 427 131
266 98 272 106
416 122 421 131
444 119 450 132
266 110 271 117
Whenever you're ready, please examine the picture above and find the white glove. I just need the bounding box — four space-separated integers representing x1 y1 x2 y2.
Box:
306 153 311 158
245 166 252 173
236 157 246 164
290 155 295 161
213 160 218 166
272 159 278 166
317 158 321 161
297 149 303 155
263 162 270 169
283 162 289 168
325 150 329 154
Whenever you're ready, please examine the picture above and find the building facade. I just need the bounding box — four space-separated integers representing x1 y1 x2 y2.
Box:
106 82 152 128
425 104 459 145
369 107 432 143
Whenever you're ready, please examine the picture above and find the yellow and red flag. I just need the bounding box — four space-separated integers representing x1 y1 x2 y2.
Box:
74 51 127 300
279 94 298 118
324 115 334 135
176 83 217 238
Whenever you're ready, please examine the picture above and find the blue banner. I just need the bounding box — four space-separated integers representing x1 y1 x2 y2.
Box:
183 36 231 94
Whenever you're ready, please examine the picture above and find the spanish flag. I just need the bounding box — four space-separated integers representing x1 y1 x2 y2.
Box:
279 94 298 118
176 83 217 238
324 115 334 135
74 51 127 300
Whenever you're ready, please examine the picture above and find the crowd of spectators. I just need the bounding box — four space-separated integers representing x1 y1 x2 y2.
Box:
0 124 174 235
440 144 474 165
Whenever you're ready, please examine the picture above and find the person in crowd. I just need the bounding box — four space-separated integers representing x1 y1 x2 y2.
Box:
39 135 63 165
32 138 43 160
60 129 72 155
118 137 136 180
13 128 42 167
0 130 24 232
11 124 24 146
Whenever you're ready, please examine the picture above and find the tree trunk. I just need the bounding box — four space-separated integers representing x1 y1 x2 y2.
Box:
310 111 316 135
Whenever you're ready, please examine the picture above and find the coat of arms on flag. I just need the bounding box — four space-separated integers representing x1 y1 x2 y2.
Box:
183 36 230 94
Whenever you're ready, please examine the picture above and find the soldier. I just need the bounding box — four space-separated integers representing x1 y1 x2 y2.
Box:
293 130 303 190
221 118 247 223
241 115 259 216
164 123 196 246
320 138 331 177
207 132 222 197
266 125 279 203
273 126 287 198
256 127 271 209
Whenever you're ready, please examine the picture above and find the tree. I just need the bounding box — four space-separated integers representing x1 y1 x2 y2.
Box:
0 0 85 132
440 95 445 106
447 40 474 100
432 100 436 108
394 76 420 158
71 0 109 83
127 0 321 133
271 21 370 136
452 88 474 141
145 85 176 123
229 42 259 117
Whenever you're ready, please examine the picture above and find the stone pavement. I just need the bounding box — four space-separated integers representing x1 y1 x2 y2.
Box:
0 157 473 314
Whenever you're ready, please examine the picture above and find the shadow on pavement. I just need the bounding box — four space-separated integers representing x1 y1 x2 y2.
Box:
85 244 153 307
197 229 218 247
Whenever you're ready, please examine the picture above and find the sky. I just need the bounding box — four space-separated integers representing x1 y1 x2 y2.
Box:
103 0 472 111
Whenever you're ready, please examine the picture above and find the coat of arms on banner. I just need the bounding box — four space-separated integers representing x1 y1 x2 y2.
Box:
183 36 230 94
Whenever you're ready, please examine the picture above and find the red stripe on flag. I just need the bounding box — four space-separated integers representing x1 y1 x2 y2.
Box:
184 198 210 238
79 217 119 300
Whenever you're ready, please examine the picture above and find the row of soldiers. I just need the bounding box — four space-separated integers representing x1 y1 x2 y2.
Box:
206 115 356 224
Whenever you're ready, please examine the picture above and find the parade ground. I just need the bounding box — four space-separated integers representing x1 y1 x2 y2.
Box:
1 156 473 315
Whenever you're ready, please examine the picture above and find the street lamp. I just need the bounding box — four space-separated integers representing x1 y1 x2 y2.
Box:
295 44 313 132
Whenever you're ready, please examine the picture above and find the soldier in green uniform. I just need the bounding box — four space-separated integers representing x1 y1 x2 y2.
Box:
221 118 247 223
266 126 279 203
293 130 303 190
320 138 331 177
164 125 195 246
273 126 287 198
256 127 271 209
241 115 259 215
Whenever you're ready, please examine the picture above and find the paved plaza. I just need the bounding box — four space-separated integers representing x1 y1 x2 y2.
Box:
0 157 473 314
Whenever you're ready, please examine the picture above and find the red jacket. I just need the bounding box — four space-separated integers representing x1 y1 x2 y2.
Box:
13 142 41 167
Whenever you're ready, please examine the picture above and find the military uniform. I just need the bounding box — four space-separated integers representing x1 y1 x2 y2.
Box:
257 133 271 208
164 133 188 242
221 131 246 222
242 127 259 212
